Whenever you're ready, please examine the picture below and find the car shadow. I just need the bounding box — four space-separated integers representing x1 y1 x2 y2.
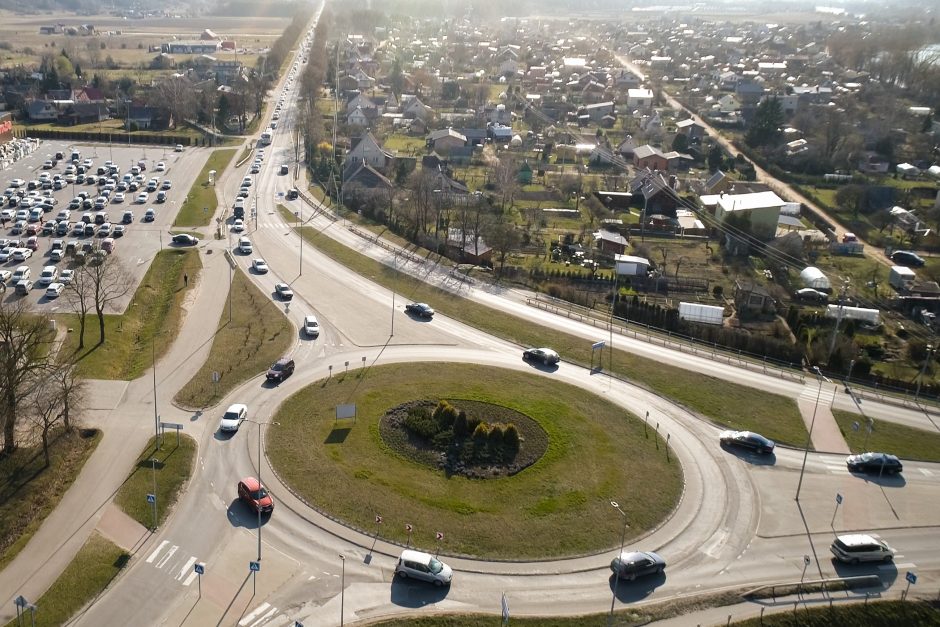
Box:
608 571 666 602
850 471 907 488
226 500 271 529
389 576 450 607
720 443 777 466
404 313 434 322
523 359 560 372
213 429 236 442
831 558 898 587
261 378 281 389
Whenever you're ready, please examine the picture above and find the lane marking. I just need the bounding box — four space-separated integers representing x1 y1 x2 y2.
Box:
882 562 915 570
146 540 169 564
920 468 934 477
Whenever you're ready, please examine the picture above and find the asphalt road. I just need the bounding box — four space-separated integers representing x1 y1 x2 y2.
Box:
3 17 940 627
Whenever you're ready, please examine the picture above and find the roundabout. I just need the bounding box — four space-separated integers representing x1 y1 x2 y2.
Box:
268 362 684 559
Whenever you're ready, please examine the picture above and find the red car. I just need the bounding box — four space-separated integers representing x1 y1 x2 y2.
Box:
237 477 274 514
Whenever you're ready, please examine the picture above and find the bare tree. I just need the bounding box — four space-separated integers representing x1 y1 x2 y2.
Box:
51 363 84 431
27 369 63 467
65 261 94 350
150 76 197 127
485 219 522 278
0 299 54 455
492 155 519 213
81 254 133 346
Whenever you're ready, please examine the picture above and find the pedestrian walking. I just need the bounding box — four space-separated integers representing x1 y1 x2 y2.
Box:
184 274 188 287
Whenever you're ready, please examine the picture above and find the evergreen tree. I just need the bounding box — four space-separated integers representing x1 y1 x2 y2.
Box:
745 97 784 148
707 145 723 172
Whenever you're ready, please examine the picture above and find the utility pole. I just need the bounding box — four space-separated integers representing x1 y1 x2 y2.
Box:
826 279 850 365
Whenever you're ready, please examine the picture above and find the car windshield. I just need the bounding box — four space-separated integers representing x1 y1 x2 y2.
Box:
250 487 268 500
428 558 444 574
271 362 285 371
223 411 240 421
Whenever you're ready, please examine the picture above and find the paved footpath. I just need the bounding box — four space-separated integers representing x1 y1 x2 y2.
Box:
798 382 850 454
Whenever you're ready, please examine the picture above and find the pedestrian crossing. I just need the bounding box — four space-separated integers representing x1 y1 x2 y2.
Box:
144 540 201 587
239 602 290 627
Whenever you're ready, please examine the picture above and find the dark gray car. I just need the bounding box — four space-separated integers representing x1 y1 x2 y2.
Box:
610 551 666 580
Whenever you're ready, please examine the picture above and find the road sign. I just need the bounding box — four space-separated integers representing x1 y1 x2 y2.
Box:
436 532 445 541
194 562 205 575
159 421 184 430
852 421 859 432
250 561 261 572
405 524 413 533
803 555 810 565
14 595 30 608
147 493 156 504
836 493 843 505
375 515 383 524
907 571 917 584
591 340 606 350
212 371 220 383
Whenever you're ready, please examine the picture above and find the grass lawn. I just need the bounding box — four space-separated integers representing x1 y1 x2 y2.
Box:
0 428 101 571
382 133 426 154
173 148 237 227
113 435 197 529
22 118 203 140
1 532 129 627
174 268 293 408
57 249 201 380
293 227 807 446
833 409 940 462
269 363 682 559
367 599 940 627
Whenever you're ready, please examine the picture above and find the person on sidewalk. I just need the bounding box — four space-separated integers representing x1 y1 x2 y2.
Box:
184 274 188 287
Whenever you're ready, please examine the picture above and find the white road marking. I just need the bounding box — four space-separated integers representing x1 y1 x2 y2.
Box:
155 545 178 569
701 528 729 559
239 603 271 626
307 575 317 581
176 556 197 581
920 468 934 477
181 571 199 587
146 541 169 564
882 562 915 570
248 607 278 627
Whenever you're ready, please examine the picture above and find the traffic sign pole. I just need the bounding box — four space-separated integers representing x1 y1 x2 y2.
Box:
831 493 843 529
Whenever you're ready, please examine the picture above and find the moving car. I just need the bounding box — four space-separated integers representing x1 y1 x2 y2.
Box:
303 315 320 337
219 403 248 432
252 258 268 273
890 250 926 267
237 237 252 254
172 234 199 246
394 550 453 586
610 551 666 580
830 534 894 564
143 209 155 222
155 161 166 172
718 430 775 454
232 219 244 232
405 302 435 318
237 477 274 514
266 357 295 382
846 452 903 475
522 347 560 365
274 283 293 300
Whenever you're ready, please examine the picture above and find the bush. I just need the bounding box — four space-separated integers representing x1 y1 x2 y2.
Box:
453 410 468 438
404 407 439 440
471 422 489 442
503 423 520 452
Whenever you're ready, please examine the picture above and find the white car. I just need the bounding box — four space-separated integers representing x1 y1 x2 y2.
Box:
112 192 125 203
252 258 268 273
155 161 166 172
135 192 148 204
12 248 32 261
37 265 58 285
219 403 248 432
232 219 244 232
175 144 184 152
45 282 64 298
303 315 320 337
59 269 74 285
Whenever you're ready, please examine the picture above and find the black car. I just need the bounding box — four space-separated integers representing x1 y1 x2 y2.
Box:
846 452 903 475
610 551 666 581
172 234 199 246
523 347 560 365
286 189 299 200
890 250 926 268
719 430 775 454
405 302 435 318
266 357 295 382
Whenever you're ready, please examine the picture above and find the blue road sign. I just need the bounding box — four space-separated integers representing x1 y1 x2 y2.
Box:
836 493 843 505
194 563 205 575
294 623 304 627
907 571 917 585
250 561 261 572
146 493 156 504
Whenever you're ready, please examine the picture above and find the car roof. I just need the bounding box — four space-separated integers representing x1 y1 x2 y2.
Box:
834 533 882 546
275 357 293 365
304 315 318 323
617 550 658 562
400 549 434 562
226 403 247 413
239 476 262 490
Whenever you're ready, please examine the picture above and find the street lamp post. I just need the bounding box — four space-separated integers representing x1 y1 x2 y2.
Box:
245 419 279 561
914 344 935 402
796 366 829 501
608 500 629 626
339 554 346 627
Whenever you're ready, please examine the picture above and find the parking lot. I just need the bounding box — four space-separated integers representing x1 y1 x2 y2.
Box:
0 139 211 313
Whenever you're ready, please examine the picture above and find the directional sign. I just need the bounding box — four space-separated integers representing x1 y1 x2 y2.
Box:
501 593 509 621
592 340 606 350
194 562 205 575
803 555 810 566
405 524 413 533
250 561 261 572
147 493 156 504
375 515 383 524
907 571 917 585
436 532 445 541
836 493 843 505
159 421 184 430
211 371 220 383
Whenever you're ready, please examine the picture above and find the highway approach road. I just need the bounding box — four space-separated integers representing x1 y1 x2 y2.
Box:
2 21 940 627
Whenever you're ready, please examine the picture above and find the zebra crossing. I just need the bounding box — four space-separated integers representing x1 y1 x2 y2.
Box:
238 602 290 627
144 540 200 587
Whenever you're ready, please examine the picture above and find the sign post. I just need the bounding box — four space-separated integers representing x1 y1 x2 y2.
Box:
405 523 413 547
501 592 510 625
904 571 916 600
250 560 260 595
800 554 810 591
159 421 184 447
147 492 157 530
436 531 444 557
194 562 205 597
831 493 843 528
590 340 606 372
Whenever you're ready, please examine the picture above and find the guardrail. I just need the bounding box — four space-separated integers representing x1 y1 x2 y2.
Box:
743 574 882 602
526 294 807 384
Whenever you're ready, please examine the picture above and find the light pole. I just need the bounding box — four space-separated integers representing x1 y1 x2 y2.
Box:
245 419 279 561
150 457 158 530
796 366 830 501
914 344 934 402
608 500 629 626
152 337 159 447
339 554 346 627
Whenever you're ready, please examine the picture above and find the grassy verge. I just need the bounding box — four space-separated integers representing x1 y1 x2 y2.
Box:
113 435 197 529
174 268 293 408
1 532 129 627
833 409 940 461
270 363 682 559
290 224 807 446
57 249 201 380
0 428 101 572
368 599 940 627
173 148 237 227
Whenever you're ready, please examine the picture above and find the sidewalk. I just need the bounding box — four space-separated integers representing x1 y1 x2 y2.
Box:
798 383 850 454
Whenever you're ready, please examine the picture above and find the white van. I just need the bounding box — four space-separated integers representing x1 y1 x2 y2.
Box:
394 550 453 586
830 534 894 564
238 237 252 254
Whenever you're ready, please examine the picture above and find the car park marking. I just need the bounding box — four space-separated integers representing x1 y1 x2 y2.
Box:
146 540 169 563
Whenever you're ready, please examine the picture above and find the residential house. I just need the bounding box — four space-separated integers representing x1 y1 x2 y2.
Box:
714 190 785 240
72 86 105 102
427 128 467 153
733 280 775 315
626 88 654 111
62 102 109 125
617 136 638 158
581 101 615 123
734 80 765 107
347 106 373 128
484 103 512 125
346 132 394 171
344 162 393 191
633 145 669 171
402 96 432 121
675 118 705 140
614 254 651 277
447 228 492 265
26 100 59 122
630 169 681 217
593 230 628 255
612 69 641 89
346 93 377 115
459 128 488 146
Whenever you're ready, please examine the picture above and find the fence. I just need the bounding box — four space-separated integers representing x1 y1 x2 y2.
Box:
15 127 194 147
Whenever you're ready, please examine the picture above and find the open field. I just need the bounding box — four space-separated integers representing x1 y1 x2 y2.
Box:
0 428 101 572
269 363 682 559
174 268 293 408
174 148 237 227
833 408 940 462
1 531 128 627
296 227 808 446
114 435 197 529
57 249 201 380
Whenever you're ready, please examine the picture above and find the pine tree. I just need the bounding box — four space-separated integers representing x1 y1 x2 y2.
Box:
745 97 784 148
